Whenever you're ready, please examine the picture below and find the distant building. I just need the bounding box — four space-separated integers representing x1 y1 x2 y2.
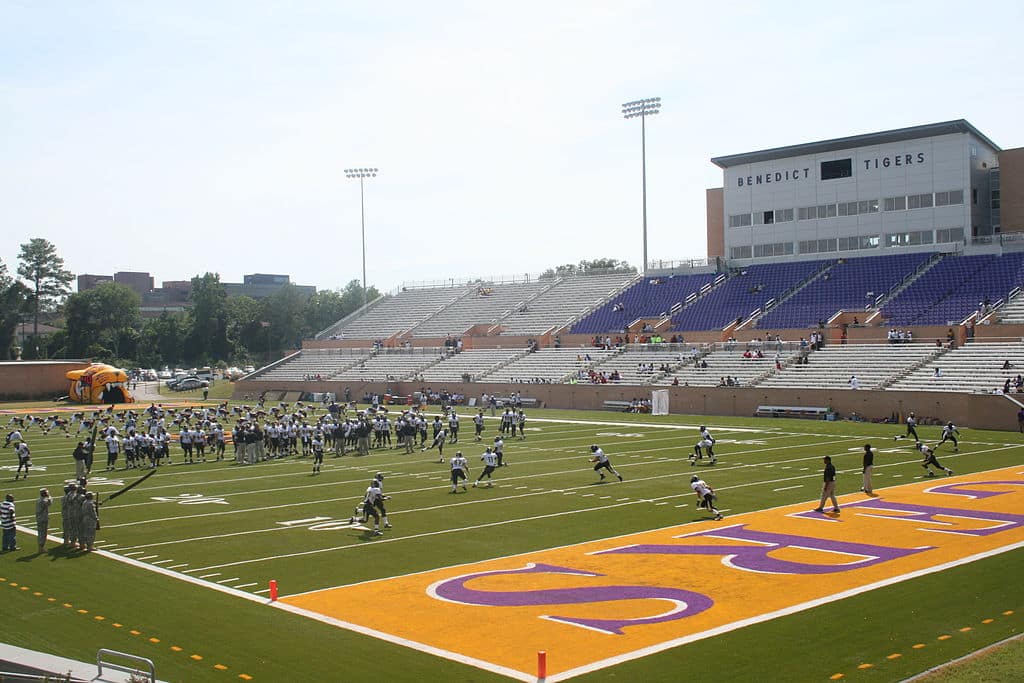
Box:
77 274 113 292
114 271 155 297
706 120 1011 261
224 274 316 300
76 270 316 318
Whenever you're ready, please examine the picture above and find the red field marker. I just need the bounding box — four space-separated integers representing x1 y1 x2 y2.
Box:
537 650 546 680
269 579 278 602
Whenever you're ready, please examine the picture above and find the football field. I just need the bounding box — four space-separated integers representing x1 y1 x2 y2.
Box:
1 404 1022 681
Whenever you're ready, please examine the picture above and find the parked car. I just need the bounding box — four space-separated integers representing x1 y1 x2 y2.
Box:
174 377 209 391
243 365 256 374
224 367 244 381
157 369 172 380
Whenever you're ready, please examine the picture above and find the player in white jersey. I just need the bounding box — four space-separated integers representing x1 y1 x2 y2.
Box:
104 434 121 470
895 411 920 441
372 472 391 528
589 445 623 482
422 427 448 462
690 475 723 520
351 480 384 536
449 451 469 492
311 430 324 474
936 422 960 452
473 447 498 487
917 441 953 476
14 441 31 480
473 410 485 441
691 425 717 465
493 436 507 467
300 423 313 455
4 429 23 448
516 410 526 440
448 411 459 443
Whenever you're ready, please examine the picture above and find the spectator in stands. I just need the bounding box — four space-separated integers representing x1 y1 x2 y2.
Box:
1002 360 1013 370
672 376 679 386
946 328 956 343
849 375 860 390
932 367 943 380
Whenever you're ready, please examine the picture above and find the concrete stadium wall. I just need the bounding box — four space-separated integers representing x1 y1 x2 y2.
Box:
0 360 91 400
233 379 1022 432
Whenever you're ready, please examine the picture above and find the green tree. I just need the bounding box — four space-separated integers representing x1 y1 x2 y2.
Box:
186 273 229 363
138 312 186 367
17 238 75 337
262 283 313 354
64 282 141 359
541 258 635 279
225 296 262 360
338 279 380 317
0 260 32 360
303 289 349 335
578 258 635 274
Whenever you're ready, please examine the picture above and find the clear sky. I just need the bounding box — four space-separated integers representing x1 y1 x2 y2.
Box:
2 1 1021 295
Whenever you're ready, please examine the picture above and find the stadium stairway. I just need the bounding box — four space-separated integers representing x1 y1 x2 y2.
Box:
744 261 832 330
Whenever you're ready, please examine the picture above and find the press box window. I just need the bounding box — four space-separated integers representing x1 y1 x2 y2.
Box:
821 158 852 180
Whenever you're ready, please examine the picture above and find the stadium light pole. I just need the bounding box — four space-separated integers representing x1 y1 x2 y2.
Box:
622 97 661 276
344 167 378 308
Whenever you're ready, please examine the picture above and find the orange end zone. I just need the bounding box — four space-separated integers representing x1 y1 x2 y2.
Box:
281 467 1024 682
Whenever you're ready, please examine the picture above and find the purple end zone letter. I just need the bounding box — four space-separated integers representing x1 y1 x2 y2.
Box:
925 480 1024 500
840 498 1024 537
597 525 930 574
430 563 712 635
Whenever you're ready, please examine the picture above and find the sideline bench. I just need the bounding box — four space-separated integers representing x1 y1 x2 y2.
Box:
495 396 540 409
755 405 830 420
603 400 633 412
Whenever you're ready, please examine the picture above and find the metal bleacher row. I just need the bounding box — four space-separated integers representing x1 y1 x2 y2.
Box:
266 251 1024 392
253 340 1024 394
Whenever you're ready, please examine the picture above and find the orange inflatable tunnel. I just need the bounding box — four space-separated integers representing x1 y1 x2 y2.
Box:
66 363 134 404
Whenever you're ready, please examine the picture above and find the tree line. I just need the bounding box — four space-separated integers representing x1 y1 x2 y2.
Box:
1 238 378 368
2 239 634 368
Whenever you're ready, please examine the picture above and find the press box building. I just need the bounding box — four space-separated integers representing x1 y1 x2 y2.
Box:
706 120 1022 261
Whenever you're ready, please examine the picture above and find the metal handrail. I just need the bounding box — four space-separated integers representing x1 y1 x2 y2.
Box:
97 648 155 682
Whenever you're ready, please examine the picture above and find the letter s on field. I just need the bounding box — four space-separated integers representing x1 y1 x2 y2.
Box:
428 563 713 635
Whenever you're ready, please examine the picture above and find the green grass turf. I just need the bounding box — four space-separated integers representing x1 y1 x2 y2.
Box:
913 634 1024 682
0 403 1020 681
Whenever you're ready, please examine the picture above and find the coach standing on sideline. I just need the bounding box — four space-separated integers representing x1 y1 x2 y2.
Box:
861 444 875 495
72 441 88 480
813 455 840 514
